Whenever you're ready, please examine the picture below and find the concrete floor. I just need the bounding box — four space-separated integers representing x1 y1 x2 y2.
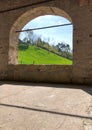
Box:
0 82 92 130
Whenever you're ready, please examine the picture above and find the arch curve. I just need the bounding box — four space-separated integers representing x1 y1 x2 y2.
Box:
9 6 72 64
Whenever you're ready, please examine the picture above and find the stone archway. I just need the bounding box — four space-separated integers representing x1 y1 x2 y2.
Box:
0 0 91 84
9 6 72 64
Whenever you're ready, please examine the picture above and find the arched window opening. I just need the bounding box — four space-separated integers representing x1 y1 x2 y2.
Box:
18 15 73 65
9 6 73 65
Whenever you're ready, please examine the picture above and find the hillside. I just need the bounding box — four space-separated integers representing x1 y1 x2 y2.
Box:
18 45 72 65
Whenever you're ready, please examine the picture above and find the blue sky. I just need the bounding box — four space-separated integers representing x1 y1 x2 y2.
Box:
19 15 73 50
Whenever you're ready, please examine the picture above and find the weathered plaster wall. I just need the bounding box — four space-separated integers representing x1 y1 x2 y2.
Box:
0 0 92 84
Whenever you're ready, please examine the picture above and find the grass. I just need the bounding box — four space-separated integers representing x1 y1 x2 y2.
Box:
18 45 72 65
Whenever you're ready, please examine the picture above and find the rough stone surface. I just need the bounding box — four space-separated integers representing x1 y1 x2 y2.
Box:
0 82 92 130
0 0 92 84
83 99 92 130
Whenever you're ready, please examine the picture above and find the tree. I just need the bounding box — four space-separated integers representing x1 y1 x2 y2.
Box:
20 30 34 44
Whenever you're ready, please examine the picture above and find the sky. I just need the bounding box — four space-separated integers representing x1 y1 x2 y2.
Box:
19 15 73 50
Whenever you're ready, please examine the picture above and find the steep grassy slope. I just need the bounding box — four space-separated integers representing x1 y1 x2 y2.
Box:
18 45 72 65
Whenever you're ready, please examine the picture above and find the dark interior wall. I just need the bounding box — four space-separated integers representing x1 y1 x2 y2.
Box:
0 0 92 84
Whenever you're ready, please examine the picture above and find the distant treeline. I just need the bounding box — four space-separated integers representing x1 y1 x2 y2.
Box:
19 30 73 60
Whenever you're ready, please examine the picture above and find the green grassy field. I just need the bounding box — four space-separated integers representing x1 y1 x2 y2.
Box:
18 45 72 65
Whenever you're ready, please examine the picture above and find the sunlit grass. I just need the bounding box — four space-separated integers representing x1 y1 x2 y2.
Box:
18 45 72 65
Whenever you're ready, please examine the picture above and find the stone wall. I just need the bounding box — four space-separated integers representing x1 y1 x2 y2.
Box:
0 0 92 84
